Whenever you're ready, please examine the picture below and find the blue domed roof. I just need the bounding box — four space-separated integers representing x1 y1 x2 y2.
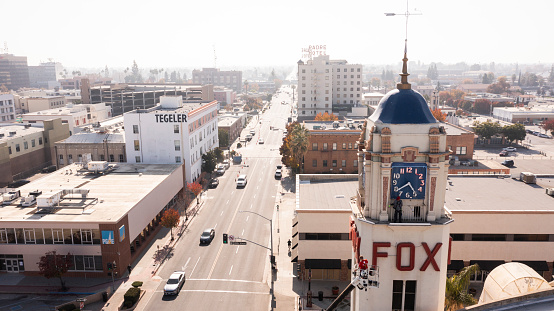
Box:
369 88 437 124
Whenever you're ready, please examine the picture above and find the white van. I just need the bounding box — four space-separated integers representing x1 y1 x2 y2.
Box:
236 174 247 188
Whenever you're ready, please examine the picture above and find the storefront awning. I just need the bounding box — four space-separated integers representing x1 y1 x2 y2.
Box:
305 259 341 269
470 260 505 271
512 261 550 272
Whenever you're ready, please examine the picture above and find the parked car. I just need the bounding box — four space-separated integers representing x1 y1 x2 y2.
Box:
275 169 282 179
246 134 253 141
42 165 57 173
216 165 225 175
250 130 255 135
538 133 551 139
236 174 247 188
222 160 230 169
164 271 186 295
258 138 264 144
209 178 219 188
503 147 517 152
499 150 509 157
200 228 215 244
502 159 514 167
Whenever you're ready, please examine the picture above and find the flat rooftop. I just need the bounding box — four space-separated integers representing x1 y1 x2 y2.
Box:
1 163 181 223
59 132 125 144
0 124 44 142
218 115 242 127
445 176 554 212
443 122 473 136
298 176 357 211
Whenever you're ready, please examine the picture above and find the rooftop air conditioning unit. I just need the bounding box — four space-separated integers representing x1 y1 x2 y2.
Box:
546 188 554 196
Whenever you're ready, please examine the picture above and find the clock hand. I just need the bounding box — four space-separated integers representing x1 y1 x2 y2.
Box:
406 182 415 192
397 183 410 191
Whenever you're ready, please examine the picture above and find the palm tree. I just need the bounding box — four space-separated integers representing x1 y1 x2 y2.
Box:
289 124 310 173
445 264 480 311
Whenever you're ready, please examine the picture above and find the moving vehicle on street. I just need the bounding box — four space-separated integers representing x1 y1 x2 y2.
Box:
164 271 186 295
502 159 515 167
209 178 219 188
200 228 215 245
236 174 248 188
216 165 226 175
503 147 517 152
275 169 282 179
258 138 264 144
499 150 508 157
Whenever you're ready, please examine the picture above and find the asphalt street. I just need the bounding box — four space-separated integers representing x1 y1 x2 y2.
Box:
138 89 293 310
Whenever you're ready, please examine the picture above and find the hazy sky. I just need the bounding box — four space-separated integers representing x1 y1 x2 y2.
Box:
3 0 554 68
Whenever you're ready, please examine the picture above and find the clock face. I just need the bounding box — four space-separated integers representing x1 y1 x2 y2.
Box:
391 163 427 199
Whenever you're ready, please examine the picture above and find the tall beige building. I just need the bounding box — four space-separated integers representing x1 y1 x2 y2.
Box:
297 55 363 120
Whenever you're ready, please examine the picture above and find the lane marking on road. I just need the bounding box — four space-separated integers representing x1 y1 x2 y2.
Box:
236 246 239 254
190 257 200 278
250 204 253 210
183 257 191 271
226 200 230 205
214 223 218 229
231 191 234 195
246 216 249 222
253 194 256 199
242 229 245 235
220 210 224 216
154 289 268 295
207 159 260 280
257 186 259 190
229 265 233 275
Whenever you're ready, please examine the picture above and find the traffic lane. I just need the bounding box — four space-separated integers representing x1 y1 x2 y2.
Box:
163 287 269 311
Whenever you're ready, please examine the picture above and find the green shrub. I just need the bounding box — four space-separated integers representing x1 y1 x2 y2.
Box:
123 287 141 307
131 281 143 288
58 304 77 311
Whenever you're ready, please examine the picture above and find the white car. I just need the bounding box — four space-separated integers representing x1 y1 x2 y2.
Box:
259 138 264 144
164 271 186 295
236 174 247 188
503 147 517 152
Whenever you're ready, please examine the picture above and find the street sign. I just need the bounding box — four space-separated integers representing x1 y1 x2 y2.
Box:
229 235 235 242
80 301 84 309
230 241 246 245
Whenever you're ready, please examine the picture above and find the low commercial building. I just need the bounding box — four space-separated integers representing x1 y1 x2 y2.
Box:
446 175 554 282
0 162 184 278
0 119 70 186
443 122 475 162
302 120 361 174
292 174 357 281
124 96 219 183
493 103 554 124
218 113 246 148
21 96 66 113
22 103 112 134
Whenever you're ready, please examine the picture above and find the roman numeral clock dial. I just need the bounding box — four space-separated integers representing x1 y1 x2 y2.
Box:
391 163 427 199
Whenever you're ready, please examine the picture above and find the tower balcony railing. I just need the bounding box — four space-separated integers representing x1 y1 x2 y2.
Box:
387 204 427 223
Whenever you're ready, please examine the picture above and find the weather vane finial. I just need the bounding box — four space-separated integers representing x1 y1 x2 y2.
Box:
384 0 422 90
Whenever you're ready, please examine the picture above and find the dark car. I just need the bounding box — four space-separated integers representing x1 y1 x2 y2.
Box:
502 159 514 167
499 150 508 157
209 178 219 188
200 228 215 244
7 180 30 188
42 165 57 173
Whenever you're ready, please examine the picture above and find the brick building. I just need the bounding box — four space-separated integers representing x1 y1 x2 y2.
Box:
302 120 361 174
443 122 475 161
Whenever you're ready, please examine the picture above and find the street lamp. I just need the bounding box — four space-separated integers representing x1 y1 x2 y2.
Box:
239 210 274 306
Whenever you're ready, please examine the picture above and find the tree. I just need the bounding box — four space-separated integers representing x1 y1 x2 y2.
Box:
125 60 143 83
444 264 480 311
541 120 554 135
549 64 554 83
473 98 493 115
314 112 338 121
487 76 510 94
370 77 381 88
160 209 180 241
431 108 446 122
502 123 526 144
218 129 229 147
427 63 438 80
37 251 73 291
470 64 481 71
0 84 8 92
473 121 502 139
187 182 203 205
201 150 218 173
461 79 474 84
104 65 110 78
482 72 494 84
279 122 310 173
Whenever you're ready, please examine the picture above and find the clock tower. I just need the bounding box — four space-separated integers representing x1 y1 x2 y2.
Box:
350 50 452 311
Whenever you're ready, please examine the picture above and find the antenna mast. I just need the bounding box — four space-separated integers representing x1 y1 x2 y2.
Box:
3 42 8 54
213 45 217 68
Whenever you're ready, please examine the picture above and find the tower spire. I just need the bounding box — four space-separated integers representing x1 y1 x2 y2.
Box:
397 39 411 90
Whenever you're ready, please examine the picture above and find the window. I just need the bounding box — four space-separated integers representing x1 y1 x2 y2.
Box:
135 156 141 163
312 159 317 167
323 143 328 150
514 234 549 241
337 69 340 72
119 154 124 162
68 154 73 164
15 144 20 152
357 68 361 72
302 97 305 101
31 139 35 147
332 143 337 150
39 137 43 145
175 156 181 163
134 140 140 151
392 280 417 311
302 69 306 73
81 230 93 244
342 143 346 149
24 229 35 244
8 146 11 154
100 154 105 161
109 154 114 162
133 125 139 134
323 160 328 167
349 143 353 149
332 160 337 167
344 75 347 78
312 143 318 151
353 160 358 167
174 125 179 133
342 160 346 167
174 140 181 151
52 229 64 244
337 75 340 79
456 146 467 155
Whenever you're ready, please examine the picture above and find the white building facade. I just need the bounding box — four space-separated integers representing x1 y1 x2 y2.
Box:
297 55 363 118
351 57 452 310
124 96 218 183
0 94 16 122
